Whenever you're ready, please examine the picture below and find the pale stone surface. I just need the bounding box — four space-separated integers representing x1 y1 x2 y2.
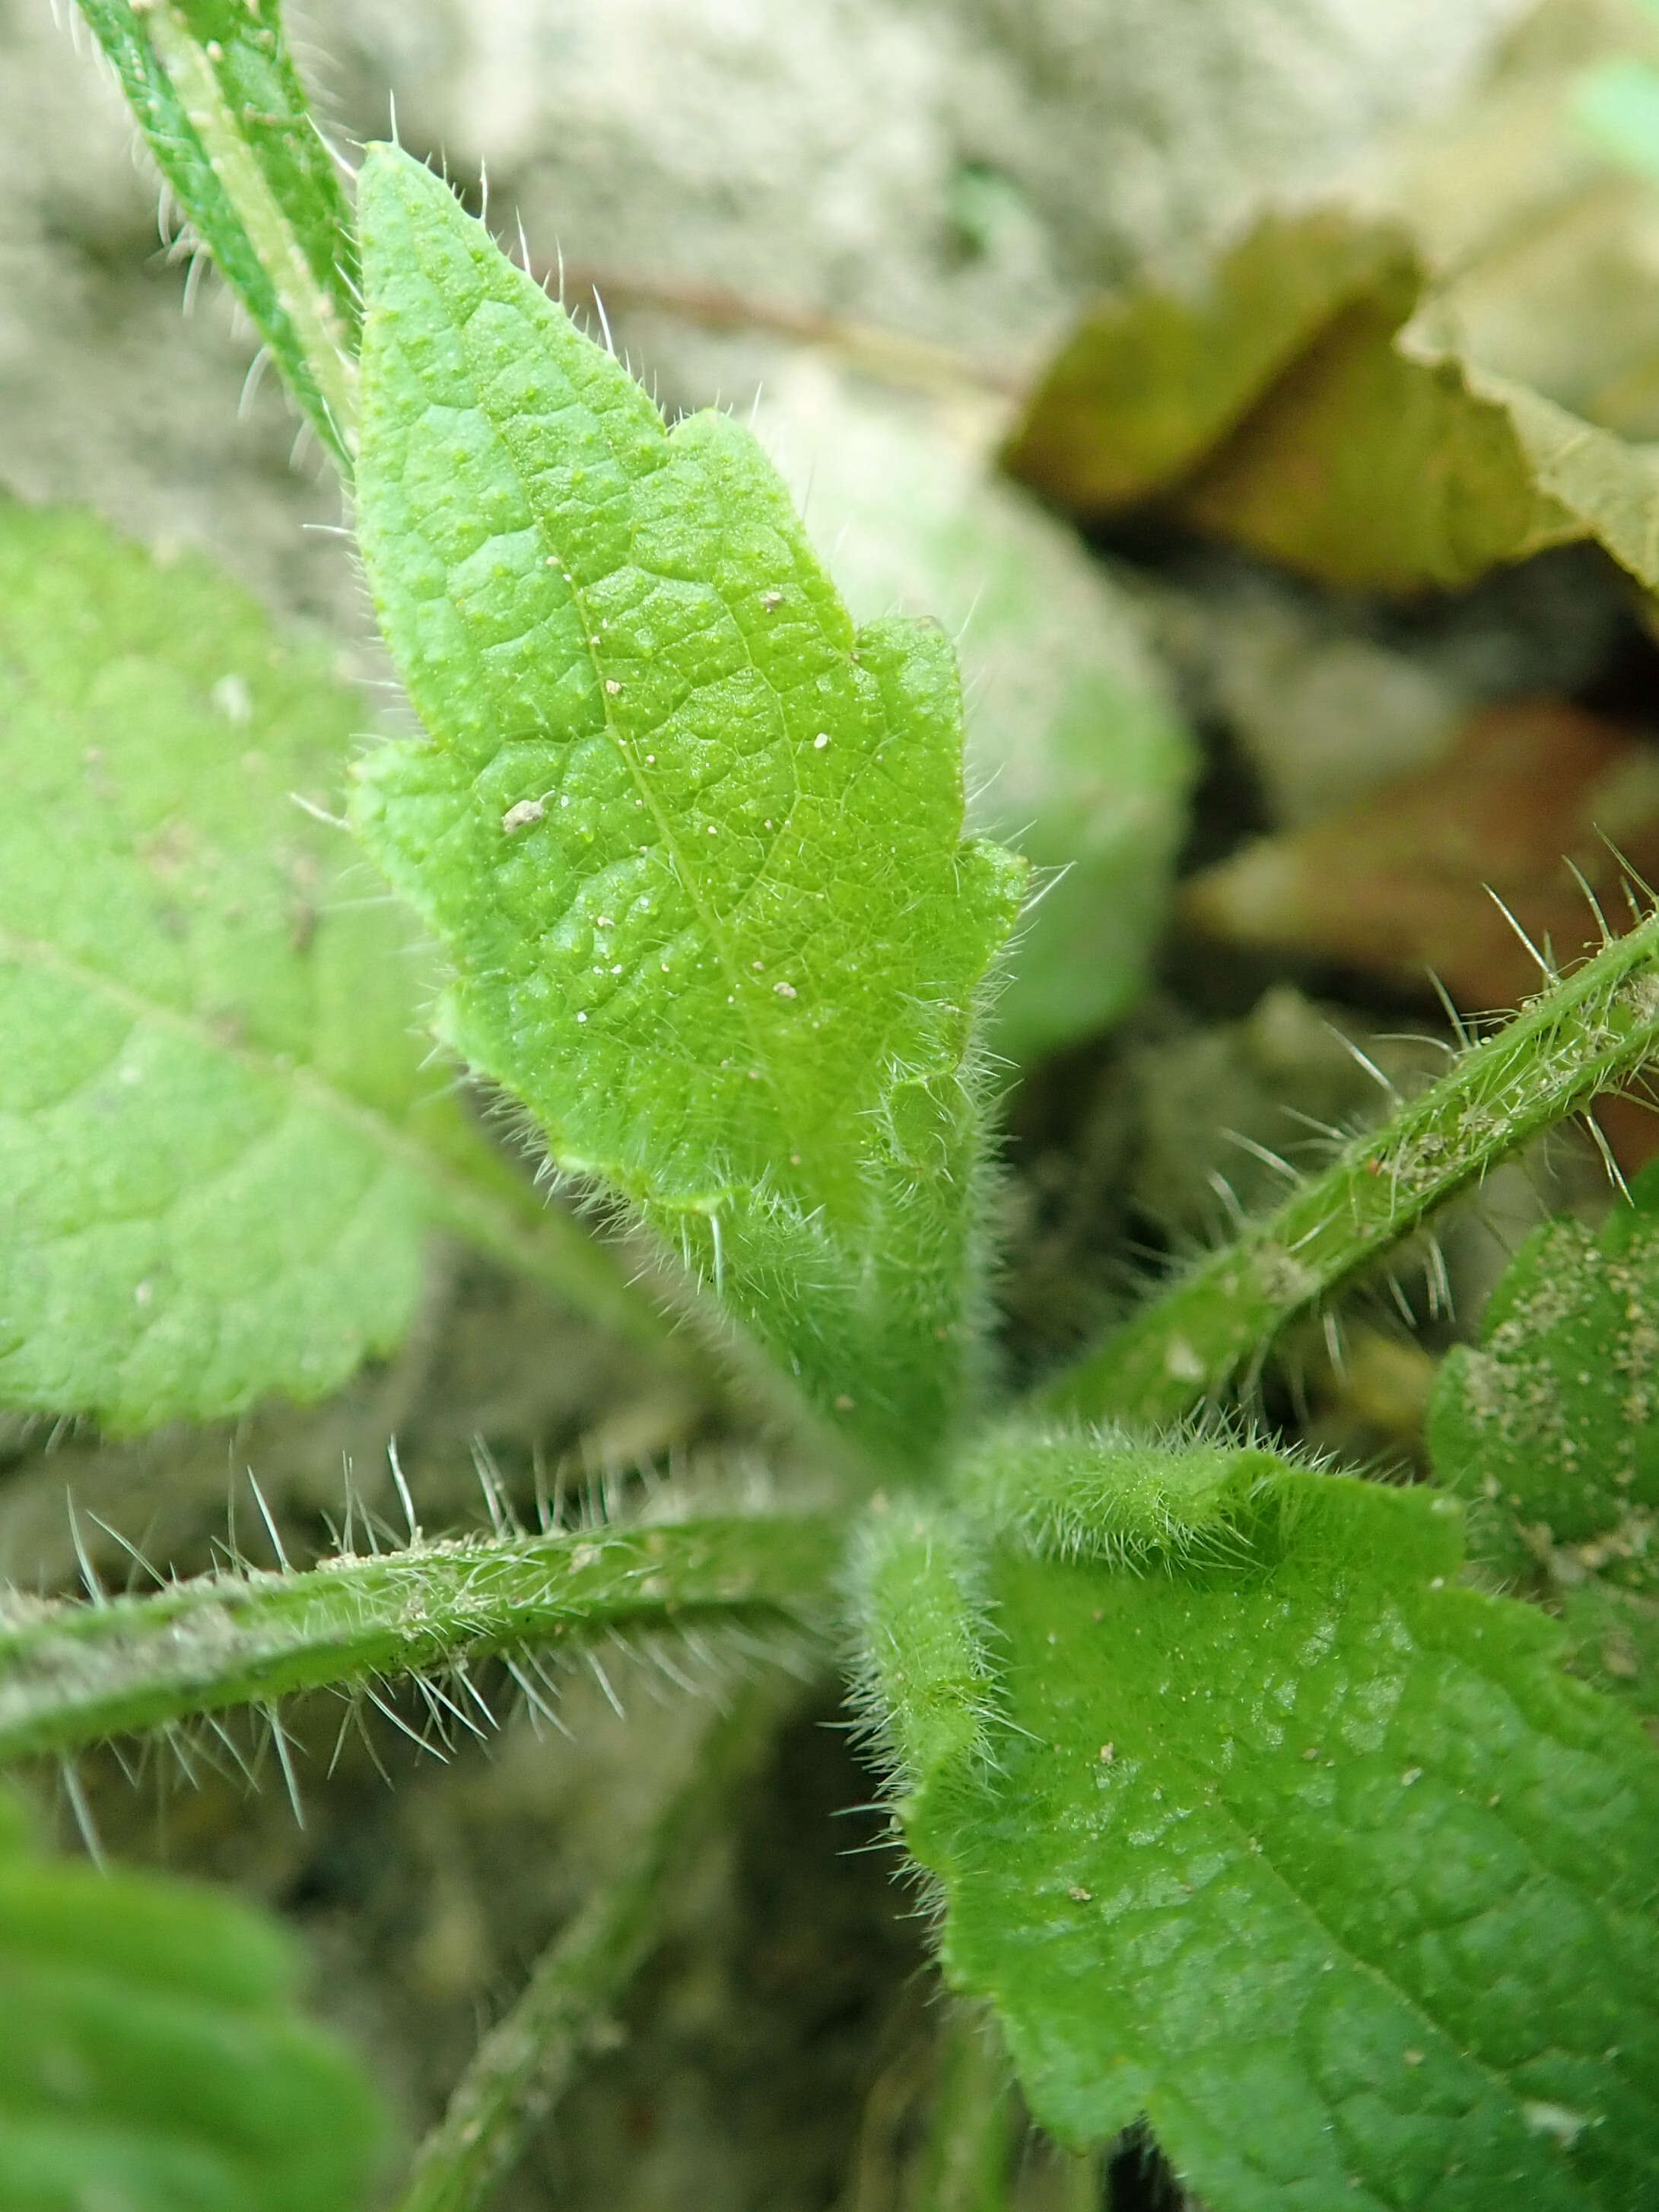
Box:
0 0 1528 623
324 0 1529 347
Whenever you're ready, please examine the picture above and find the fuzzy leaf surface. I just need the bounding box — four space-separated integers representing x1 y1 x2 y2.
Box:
1429 1160 1659 1549
0 501 653 1434
348 147 1025 1466
0 1793 381 2210
866 1439 1659 2208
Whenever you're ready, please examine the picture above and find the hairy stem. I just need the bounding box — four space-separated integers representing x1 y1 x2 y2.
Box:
78 0 358 466
0 1515 840 1765
394 1673 797 2212
1044 910 1659 1425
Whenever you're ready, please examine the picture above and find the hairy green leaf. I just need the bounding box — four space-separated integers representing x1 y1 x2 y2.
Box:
1005 207 1659 594
756 367 1193 1061
75 0 357 463
1429 1161 1659 1551
858 1435 1659 2208
0 1791 381 2210
348 147 1025 1468
1558 1578 1659 1721
0 501 668 1435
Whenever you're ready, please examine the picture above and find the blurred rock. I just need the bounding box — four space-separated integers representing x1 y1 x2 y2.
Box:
318 0 1528 344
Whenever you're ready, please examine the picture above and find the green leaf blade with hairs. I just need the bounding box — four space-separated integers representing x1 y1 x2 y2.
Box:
0 501 669 1435
75 0 357 463
0 1791 383 2210
1429 1159 1659 1553
348 146 1025 1469
856 1435 1659 2209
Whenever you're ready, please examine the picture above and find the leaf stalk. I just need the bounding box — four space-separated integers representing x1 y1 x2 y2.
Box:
1045 909 1659 1423
0 1514 840 1765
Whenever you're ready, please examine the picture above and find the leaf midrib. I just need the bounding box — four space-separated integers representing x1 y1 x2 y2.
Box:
419 214 843 1209
0 922 644 1328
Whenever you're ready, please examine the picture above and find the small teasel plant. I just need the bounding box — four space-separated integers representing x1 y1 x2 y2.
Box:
4 5 1659 2205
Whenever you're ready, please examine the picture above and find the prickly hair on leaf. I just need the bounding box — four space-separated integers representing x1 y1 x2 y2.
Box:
347 145 1025 1468
855 1430 1659 2210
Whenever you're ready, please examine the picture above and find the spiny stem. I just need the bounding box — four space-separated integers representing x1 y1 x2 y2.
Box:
394 1673 798 2212
78 0 358 468
1043 908 1659 1425
141 3 356 453
0 1515 841 1765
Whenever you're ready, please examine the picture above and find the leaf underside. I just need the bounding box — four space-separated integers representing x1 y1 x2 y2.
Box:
0 501 475 1432
0 1794 380 2212
868 1444 1659 2210
348 147 1024 1467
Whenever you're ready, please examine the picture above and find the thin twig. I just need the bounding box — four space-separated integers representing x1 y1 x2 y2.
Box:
551 263 1028 402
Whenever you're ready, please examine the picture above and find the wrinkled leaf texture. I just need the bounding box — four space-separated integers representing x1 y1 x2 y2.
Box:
348 148 1025 1468
860 1435 1659 2210
0 501 613 1433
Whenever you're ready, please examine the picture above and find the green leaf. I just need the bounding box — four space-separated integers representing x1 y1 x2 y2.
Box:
1557 1579 1659 1724
348 147 1025 1469
755 368 1193 1061
75 0 357 465
1429 1161 1659 1553
1004 207 1659 594
857 1436 1659 2208
0 500 667 1435
0 1791 382 2211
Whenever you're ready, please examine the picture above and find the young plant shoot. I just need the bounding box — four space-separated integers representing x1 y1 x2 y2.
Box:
5 5 1658 2206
